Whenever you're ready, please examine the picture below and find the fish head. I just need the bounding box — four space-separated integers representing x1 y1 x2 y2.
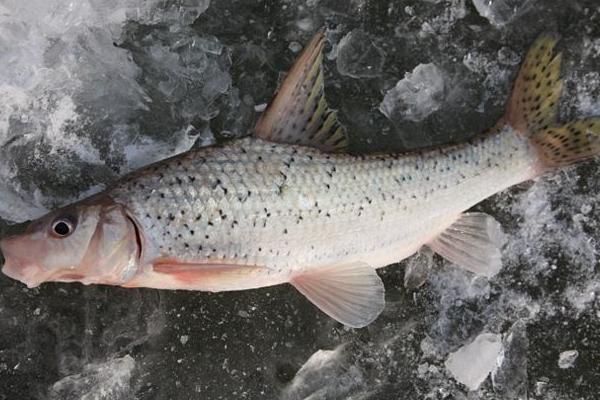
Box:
0 196 142 288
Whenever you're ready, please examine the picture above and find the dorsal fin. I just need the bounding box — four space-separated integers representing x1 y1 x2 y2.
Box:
253 30 348 152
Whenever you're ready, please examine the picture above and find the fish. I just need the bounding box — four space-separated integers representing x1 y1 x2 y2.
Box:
1 32 600 328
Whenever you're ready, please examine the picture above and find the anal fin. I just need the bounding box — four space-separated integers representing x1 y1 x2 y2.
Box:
429 213 506 278
291 262 385 328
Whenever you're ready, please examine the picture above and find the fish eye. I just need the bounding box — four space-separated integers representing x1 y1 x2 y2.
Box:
50 216 77 238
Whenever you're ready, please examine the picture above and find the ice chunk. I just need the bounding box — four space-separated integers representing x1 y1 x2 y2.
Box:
444 333 503 391
471 0 532 27
558 350 579 369
418 0 467 38
282 346 364 400
380 63 445 122
404 248 434 289
336 29 385 79
125 27 230 123
48 355 135 400
288 41 302 53
124 0 211 28
564 280 599 315
492 321 528 399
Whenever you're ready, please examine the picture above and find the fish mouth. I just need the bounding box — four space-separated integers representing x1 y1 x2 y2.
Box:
0 237 47 288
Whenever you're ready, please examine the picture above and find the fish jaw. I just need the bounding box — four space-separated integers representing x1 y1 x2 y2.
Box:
0 236 51 288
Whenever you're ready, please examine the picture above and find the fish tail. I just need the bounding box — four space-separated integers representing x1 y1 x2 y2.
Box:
505 35 600 169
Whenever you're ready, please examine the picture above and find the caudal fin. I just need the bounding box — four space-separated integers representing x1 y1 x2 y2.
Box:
506 35 600 169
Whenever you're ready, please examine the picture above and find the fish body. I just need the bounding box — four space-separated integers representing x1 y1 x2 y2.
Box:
2 33 600 327
111 126 536 291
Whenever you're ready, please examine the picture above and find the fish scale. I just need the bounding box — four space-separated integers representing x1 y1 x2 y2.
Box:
110 126 537 276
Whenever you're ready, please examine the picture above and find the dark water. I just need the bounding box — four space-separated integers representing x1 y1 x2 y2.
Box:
0 1 599 399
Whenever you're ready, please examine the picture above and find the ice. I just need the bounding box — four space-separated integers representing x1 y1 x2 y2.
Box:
336 29 385 79
471 0 532 27
403 248 434 289
1 1 600 399
49 355 135 400
281 346 364 400
557 350 579 369
379 63 445 123
0 0 226 223
418 0 467 37
288 41 303 53
123 0 211 27
444 333 503 391
574 72 600 116
462 46 520 110
500 175 598 285
491 321 528 399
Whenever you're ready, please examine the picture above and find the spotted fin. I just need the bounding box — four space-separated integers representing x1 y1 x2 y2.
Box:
254 30 347 152
532 119 600 168
291 262 385 328
505 35 600 169
428 213 506 278
505 35 563 135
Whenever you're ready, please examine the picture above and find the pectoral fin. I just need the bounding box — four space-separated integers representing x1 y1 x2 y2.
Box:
429 213 506 277
254 30 347 152
290 262 385 328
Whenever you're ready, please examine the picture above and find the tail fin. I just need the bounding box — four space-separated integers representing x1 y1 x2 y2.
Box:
506 35 600 169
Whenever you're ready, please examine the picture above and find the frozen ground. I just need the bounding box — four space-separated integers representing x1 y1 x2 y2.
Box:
0 0 599 399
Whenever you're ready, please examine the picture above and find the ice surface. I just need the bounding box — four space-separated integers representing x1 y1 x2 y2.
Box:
380 63 445 123
472 0 532 26
49 355 135 400
557 350 579 369
445 333 503 391
1 0 600 399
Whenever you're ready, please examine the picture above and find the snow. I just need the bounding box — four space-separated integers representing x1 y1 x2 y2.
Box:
444 333 503 391
380 63 445 123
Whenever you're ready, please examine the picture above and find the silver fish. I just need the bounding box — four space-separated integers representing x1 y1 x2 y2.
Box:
2 33 599 327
